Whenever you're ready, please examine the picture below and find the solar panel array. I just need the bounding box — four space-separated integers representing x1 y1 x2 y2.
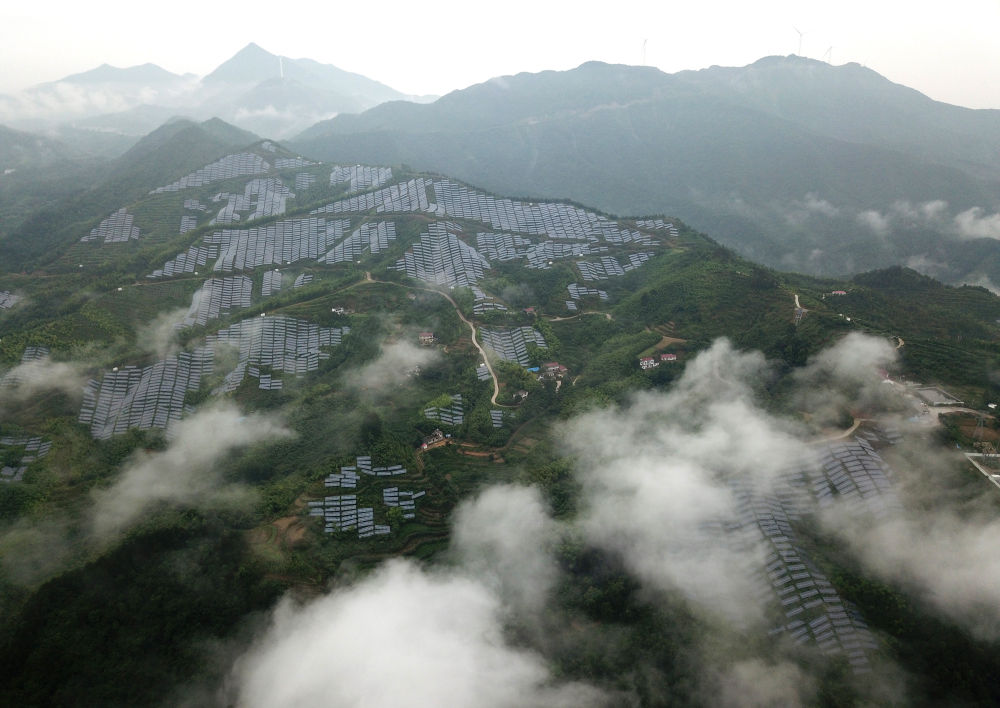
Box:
424 394 464 426
81 208 140 243
354 456 408 477
151 153 271 193
310 456 420 537
525 241 608 269
734 470 881 672
725 435 905 672
312 177 431 215
329 165 393 193
1 346 50 388
635 219 679 236
293 274 313 288
179 215 198 234
476 363 491 381
471 285 507 315
211 178 292 225
475 233 608 270
567 283 609 301
294 173 316 191
0 291 20 309
209 315 349 393
183 199 206 212
390 223 490 287
475 232 532 261
601 228 657 246
813 437 901 519
0 435 52 483
577 253 654 281
181 276 253 328
309 495 390 538
261 270 282 297
479 327 547 366
207 217 349 271
148 245 219 278
274 157 316 169
319 221 397 264
433 179 629 242
382 487 425 519
490 410 505 428
79 348 214 440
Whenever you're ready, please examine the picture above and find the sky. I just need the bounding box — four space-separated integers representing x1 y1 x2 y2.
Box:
2 0 999 109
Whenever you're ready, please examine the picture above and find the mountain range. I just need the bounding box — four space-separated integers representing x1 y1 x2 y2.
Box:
2 101 1000 705
0 43 431 144
291 56 1000 288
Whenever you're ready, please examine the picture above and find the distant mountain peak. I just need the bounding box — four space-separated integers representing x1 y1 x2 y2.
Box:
54 62 183 86
204 43 283 84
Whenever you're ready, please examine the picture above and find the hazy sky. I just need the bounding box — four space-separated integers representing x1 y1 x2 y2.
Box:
3 0 998 108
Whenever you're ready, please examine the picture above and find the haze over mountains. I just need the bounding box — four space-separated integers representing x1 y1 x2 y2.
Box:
0 43 430 145
6 50 1000 288
4 46 1000 704
292 56 1000 288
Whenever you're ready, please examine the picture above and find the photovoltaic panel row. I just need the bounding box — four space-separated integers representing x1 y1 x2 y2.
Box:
150 153 271 193
209 315 349 392
80 208 140 243
208 217 349 271
78 348 214 439
390 223 489 287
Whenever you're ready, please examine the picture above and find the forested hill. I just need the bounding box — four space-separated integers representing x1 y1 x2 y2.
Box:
291 56 1000 287
2 133 1000 705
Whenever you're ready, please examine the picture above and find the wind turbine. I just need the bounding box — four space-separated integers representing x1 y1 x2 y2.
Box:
823 46 833 64
642 38 648 65
793 26 805 56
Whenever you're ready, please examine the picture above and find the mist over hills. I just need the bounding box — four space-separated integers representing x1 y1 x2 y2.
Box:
5 45 1000 704
0 43 426 145
1 112 1000 705
292 56 1000 288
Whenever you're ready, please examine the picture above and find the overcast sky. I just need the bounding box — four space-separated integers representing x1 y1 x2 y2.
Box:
3 0 998 109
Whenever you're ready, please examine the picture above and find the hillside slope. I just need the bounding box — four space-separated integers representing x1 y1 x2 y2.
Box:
292 57 1000 286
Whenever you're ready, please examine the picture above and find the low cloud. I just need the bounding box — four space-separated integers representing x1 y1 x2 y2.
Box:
960 274 1000 294
136 306 189 359
892 199 948 222
452 485 557 615
0 358 86 406
791 332 901 426
803 193 840 217
90 404 291 539
711 659 816 707
562 340 808 624
856 209 891 236
0 516 76 587
229 486 606 708
346 340 440 398
953 206 1000 240
823 500 1000 639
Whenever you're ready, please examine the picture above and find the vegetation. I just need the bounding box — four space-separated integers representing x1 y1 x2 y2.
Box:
2 131 1000 704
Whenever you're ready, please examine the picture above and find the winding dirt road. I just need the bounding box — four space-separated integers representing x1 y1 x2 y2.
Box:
362 276 503 405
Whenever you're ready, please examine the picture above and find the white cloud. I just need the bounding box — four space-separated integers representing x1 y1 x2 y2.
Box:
563 339 808 624
0 358 86 405
346 340 440 398
802 193 840 217
953 206 1000 240
230 559 605 708
90 404 291 538
856 209 890 236
452 485 557 614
